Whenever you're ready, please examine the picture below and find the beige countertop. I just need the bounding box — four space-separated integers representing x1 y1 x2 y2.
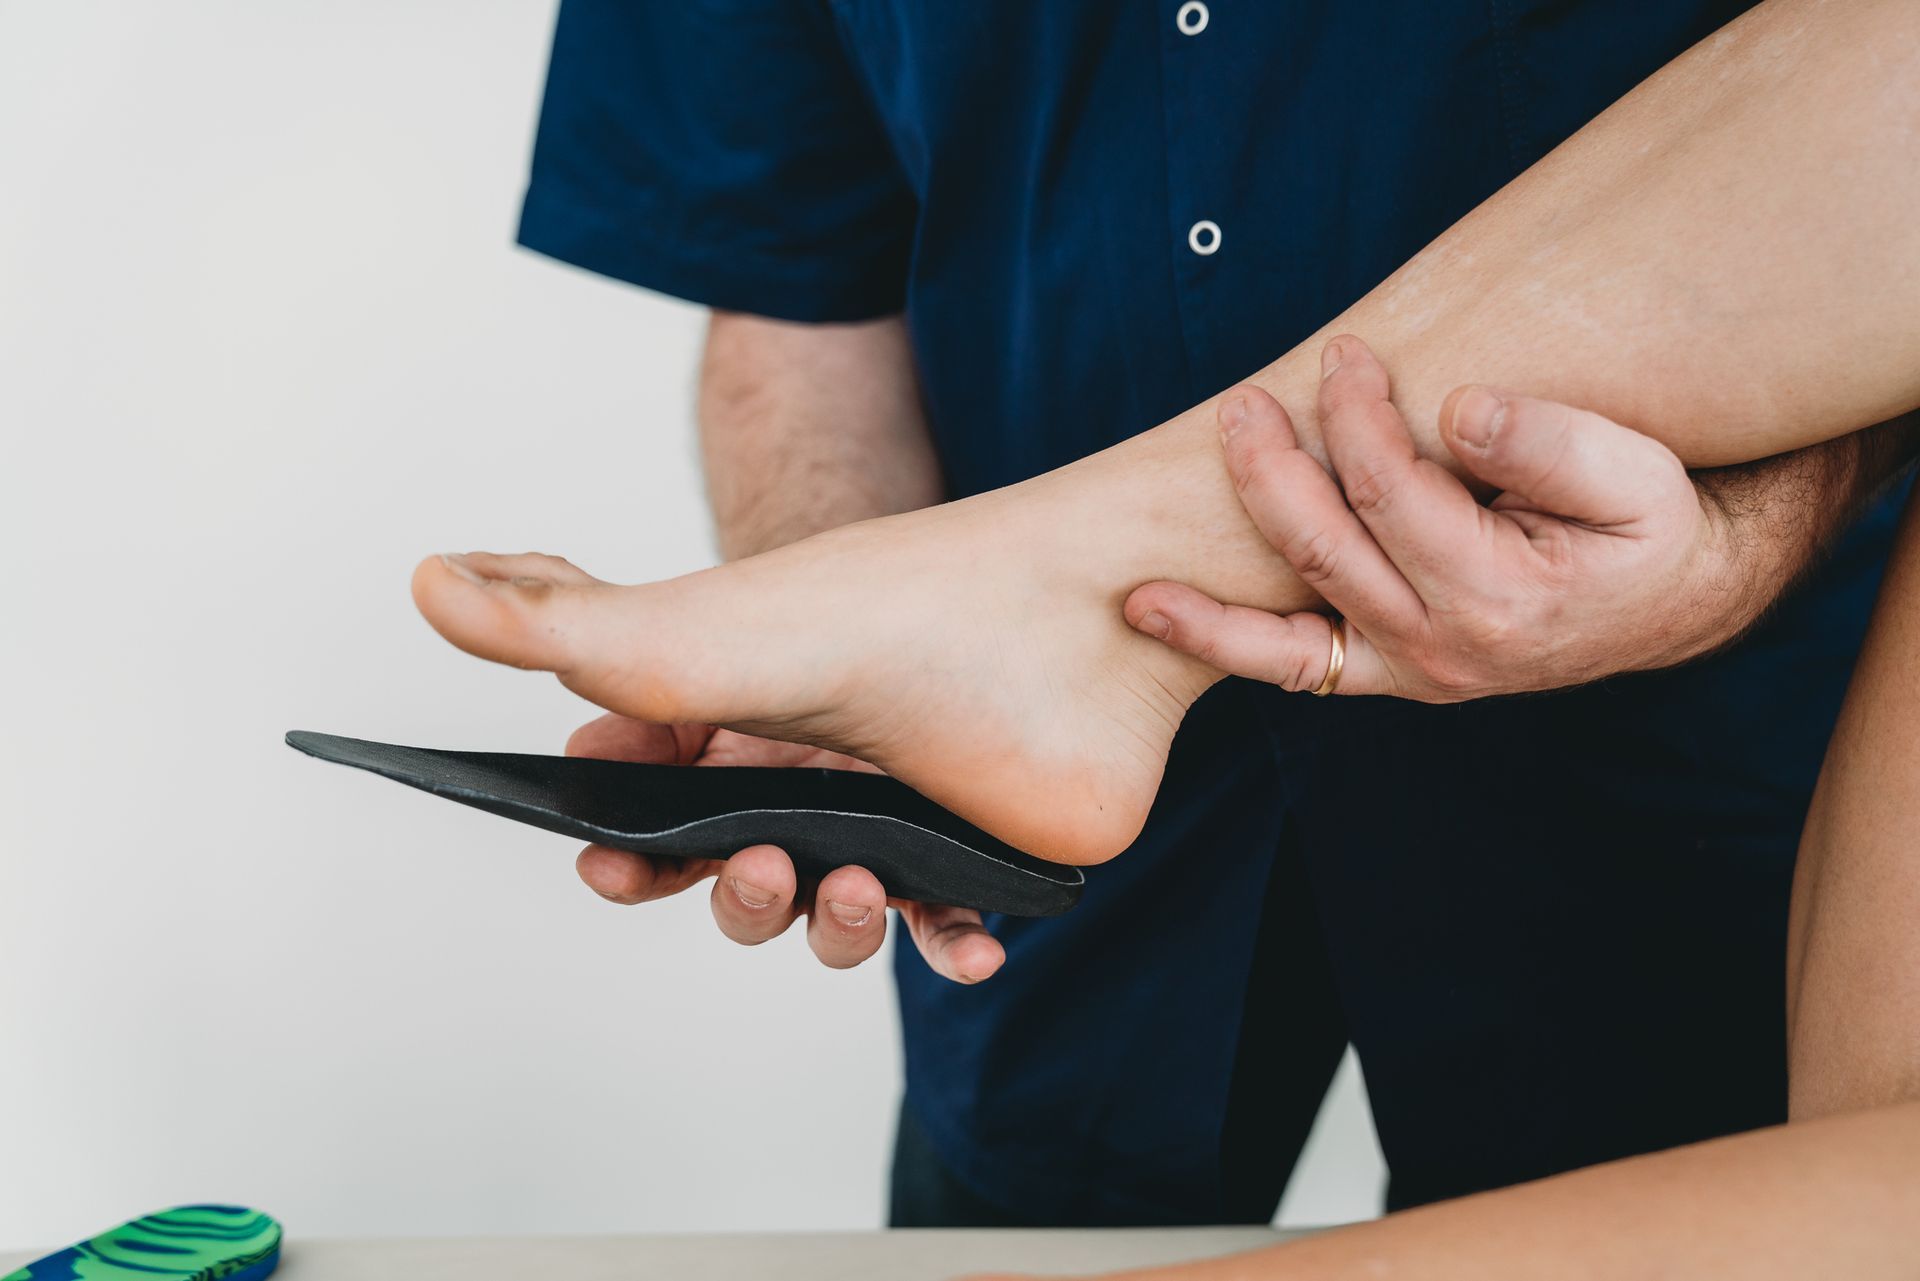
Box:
2 1227 1298 1279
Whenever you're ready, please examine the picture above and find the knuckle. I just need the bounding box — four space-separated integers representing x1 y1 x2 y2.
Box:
1651 448 1692 497
1518 408 1578 487
1279 644 1322 693
1342 463 1403 516
1227 448 1277 506
1284 529 1342 586
1424 662 1481 699
1226 441 1260 495
1411 622 1493 698
1525 523 1581 578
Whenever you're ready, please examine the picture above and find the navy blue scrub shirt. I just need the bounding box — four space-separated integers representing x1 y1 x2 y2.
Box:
520 0 1905 1224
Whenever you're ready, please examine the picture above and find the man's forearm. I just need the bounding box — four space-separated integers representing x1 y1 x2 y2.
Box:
699 311 943 559
1683 415 1920 657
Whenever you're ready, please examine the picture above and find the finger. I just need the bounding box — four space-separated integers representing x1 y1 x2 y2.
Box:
1126 582 1394 696
1217 381 1302 451
805 864 889 970
1440 385 1691 532
1316 336 1496 599
898 901 1006 984
565 712 713 765
577 843 717 905
1216 383 1426 636
709 844 803 944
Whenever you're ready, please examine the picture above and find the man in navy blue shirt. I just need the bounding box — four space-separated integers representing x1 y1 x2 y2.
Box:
503 0 1913 1229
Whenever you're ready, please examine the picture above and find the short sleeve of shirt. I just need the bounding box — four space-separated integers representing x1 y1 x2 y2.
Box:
517 0 913 322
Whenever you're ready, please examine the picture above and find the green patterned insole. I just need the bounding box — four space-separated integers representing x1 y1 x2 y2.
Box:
4 1205 281 1281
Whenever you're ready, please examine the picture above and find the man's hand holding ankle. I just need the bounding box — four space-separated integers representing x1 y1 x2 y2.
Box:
1129 337 1917 701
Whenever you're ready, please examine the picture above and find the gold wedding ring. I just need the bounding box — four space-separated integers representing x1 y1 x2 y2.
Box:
1312 617 1347 697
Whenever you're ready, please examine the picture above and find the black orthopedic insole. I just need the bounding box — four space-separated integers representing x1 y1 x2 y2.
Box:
286 731 1082 917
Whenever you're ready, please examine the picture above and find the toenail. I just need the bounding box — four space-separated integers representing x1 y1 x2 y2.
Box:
730 875 777 910
1137 610 1173 641
440 553 488 586
825 899 873 928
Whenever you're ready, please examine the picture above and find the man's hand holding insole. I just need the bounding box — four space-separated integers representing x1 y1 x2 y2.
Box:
565 713 1005 983
1128 336 1778 700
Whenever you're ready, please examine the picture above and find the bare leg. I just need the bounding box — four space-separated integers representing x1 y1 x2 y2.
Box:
416 0 1920 863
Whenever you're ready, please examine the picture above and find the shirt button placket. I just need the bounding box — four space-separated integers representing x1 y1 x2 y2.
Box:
1174 3 1217 259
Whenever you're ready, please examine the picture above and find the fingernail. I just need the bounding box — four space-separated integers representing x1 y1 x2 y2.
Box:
1218 395 1249 441
440 553 487 586
1137 609 1173 641
729 875 776 910
825 899 873 928
1451 387 1506 448
1320 340 1343 380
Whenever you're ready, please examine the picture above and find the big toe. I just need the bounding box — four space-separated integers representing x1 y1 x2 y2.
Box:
412 551 707 724
411 551 601 675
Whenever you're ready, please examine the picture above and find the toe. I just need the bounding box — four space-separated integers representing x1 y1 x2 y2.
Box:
412 552 598 674
454 551 598 587
414 551 715 724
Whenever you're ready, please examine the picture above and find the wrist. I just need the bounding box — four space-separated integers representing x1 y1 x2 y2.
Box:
1683 475 1804 659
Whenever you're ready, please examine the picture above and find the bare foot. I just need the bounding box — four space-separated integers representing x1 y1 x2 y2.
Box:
411 334 1356 866
412 486 1238 864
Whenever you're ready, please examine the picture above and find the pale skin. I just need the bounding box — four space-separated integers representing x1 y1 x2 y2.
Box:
416 0 1920 867
412 0 1920 1265
579 320 1911 986
564 311 1009 983
1133 336 1918 699
954 492 1920 1281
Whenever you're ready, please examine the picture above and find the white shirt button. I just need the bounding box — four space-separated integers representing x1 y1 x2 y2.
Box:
1176 1 1209 35
1188 219 1221 256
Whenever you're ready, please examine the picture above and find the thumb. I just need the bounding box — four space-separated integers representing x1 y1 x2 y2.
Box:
1440 386 1687 528
897 900 1005 984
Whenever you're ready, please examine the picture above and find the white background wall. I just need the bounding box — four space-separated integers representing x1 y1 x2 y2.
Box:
0 1 1384 1252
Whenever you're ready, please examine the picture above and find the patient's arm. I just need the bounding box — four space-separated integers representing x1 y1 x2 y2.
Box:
988 1106 1920 1281
1789 493 1920 1119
